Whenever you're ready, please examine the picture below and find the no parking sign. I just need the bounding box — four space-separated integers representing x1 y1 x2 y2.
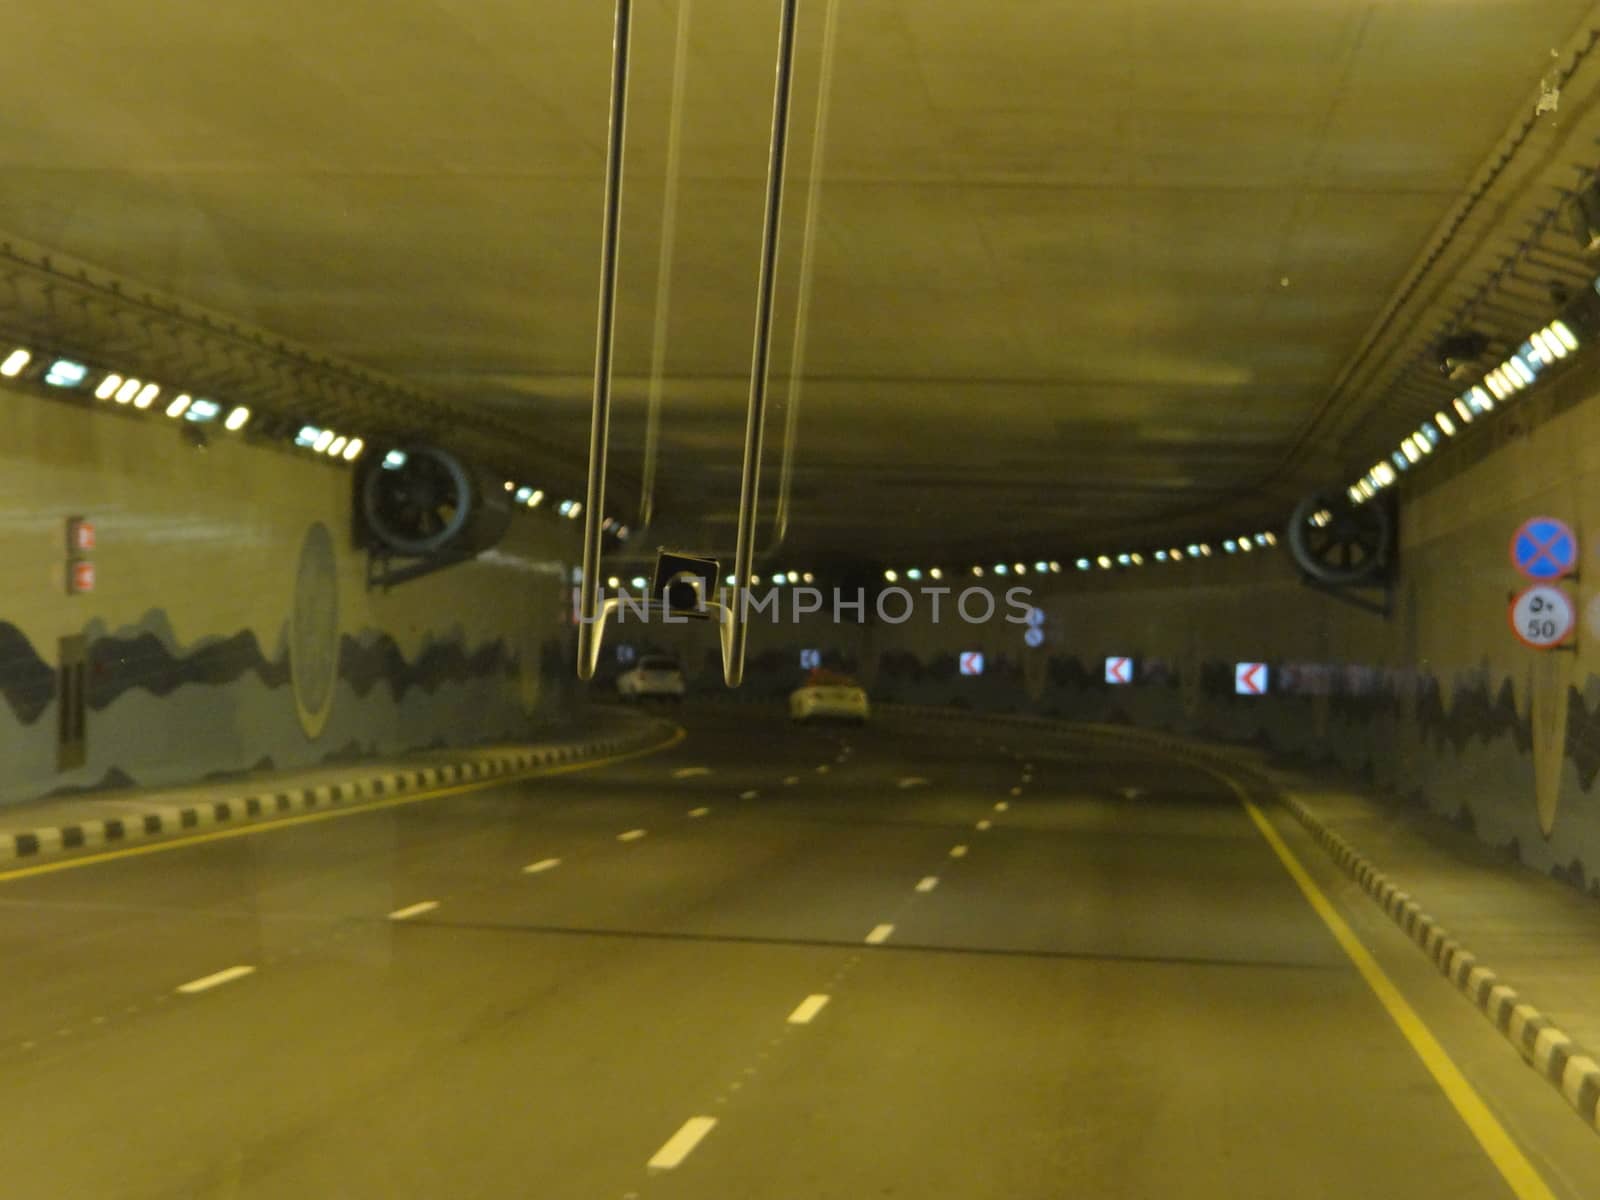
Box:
1510 517 1577 581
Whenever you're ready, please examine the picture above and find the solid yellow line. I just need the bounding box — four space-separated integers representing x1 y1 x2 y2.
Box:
1217 773 1556 1200
0 727 686 886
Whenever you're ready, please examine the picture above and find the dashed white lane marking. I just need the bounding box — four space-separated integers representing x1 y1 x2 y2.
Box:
865 923 895 945
387 900 439 921
895 776 929 789
618 829 648 842
787 994 831 1024
673 767 713 779
995 801 1010 812
1009 786 1023 797
523 857 561 874
949 844 969 858
915 875 939 893
816 764 831 774
783 775 800 786
688 806 710 818
177 966 256 995
976 819 992 831
648 1116 718 1170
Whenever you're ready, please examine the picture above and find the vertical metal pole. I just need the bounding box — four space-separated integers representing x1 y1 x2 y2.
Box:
768 0 839 554
578 0 633 681
639 0 695 533
725 0 800 687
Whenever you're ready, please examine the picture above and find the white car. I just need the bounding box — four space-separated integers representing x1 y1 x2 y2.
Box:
617 656 686 702
790 671 870 723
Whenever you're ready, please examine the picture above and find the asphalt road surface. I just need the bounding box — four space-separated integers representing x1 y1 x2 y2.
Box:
1 709 1597 1199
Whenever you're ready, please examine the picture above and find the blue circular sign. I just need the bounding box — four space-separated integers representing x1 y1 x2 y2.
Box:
1511 516 1577 581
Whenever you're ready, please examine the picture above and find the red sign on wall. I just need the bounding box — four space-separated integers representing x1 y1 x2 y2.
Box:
68 560 95 594
67 517 95 554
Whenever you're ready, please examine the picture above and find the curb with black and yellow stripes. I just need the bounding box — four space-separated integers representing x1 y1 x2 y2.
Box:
0 719 677 867
881 704 1600 1137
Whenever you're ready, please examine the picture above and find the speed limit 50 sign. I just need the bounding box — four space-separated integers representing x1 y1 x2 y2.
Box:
1508 583 1576 649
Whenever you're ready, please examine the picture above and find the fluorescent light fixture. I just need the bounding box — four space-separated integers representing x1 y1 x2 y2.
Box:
1399 440 1419 464
1263 532 1277 546
1451 397 1473 423
1435 411 1457 437
1077 558 1092 570
1170 548 1184 559
607 576 620 588
803 572 815 584
1014 562 1027 574
972 565 984 577
166 394 192 419
382 449 407 469
883 569 898 582
787 570 798 583
45 359 88 388
1097 555 1112 569
1129 553 1144 565
1 348 30 377
1035 561 1049 573
515 486 534 503
94 373 123 400
114 377 141 404
504 481 515 492
1155 550 1168 562
527 489 543 507
771 573 786 585
326 435 347 456
1484 370 1511 400
312 429 336 453
1550 319 1579 352
632 576 648 589
1186 543 1201 556
1223 540 1238 553
1508 355 1535 386
929 567 942 580
1419 421 1439 448
342 438 365 461
725 574 736 586
994 564 1009 575
1238 536 1253 552
557 500 573 517
615 525 628 539
1050 561 1061 573
1373 462 1397 486
568 502 582 519
185 399 221 422
296 425 323 447
223 406 251 431
1200 544 1213 557
906 568 923 581
133 383 160 409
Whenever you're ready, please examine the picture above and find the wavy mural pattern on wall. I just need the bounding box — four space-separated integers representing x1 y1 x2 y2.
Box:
0 621 55 725
0 611 539 726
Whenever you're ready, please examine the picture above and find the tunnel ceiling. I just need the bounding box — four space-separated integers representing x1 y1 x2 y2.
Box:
2 0 1598 563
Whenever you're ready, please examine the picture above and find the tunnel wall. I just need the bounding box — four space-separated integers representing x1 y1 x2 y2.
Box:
0 381 578 808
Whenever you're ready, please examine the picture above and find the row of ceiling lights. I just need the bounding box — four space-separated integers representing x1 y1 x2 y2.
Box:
598 570 818 589
3 336 626 534
1072 530 1278 571
1348 317 1580 504
883 532 1279 584
3 344 256 437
